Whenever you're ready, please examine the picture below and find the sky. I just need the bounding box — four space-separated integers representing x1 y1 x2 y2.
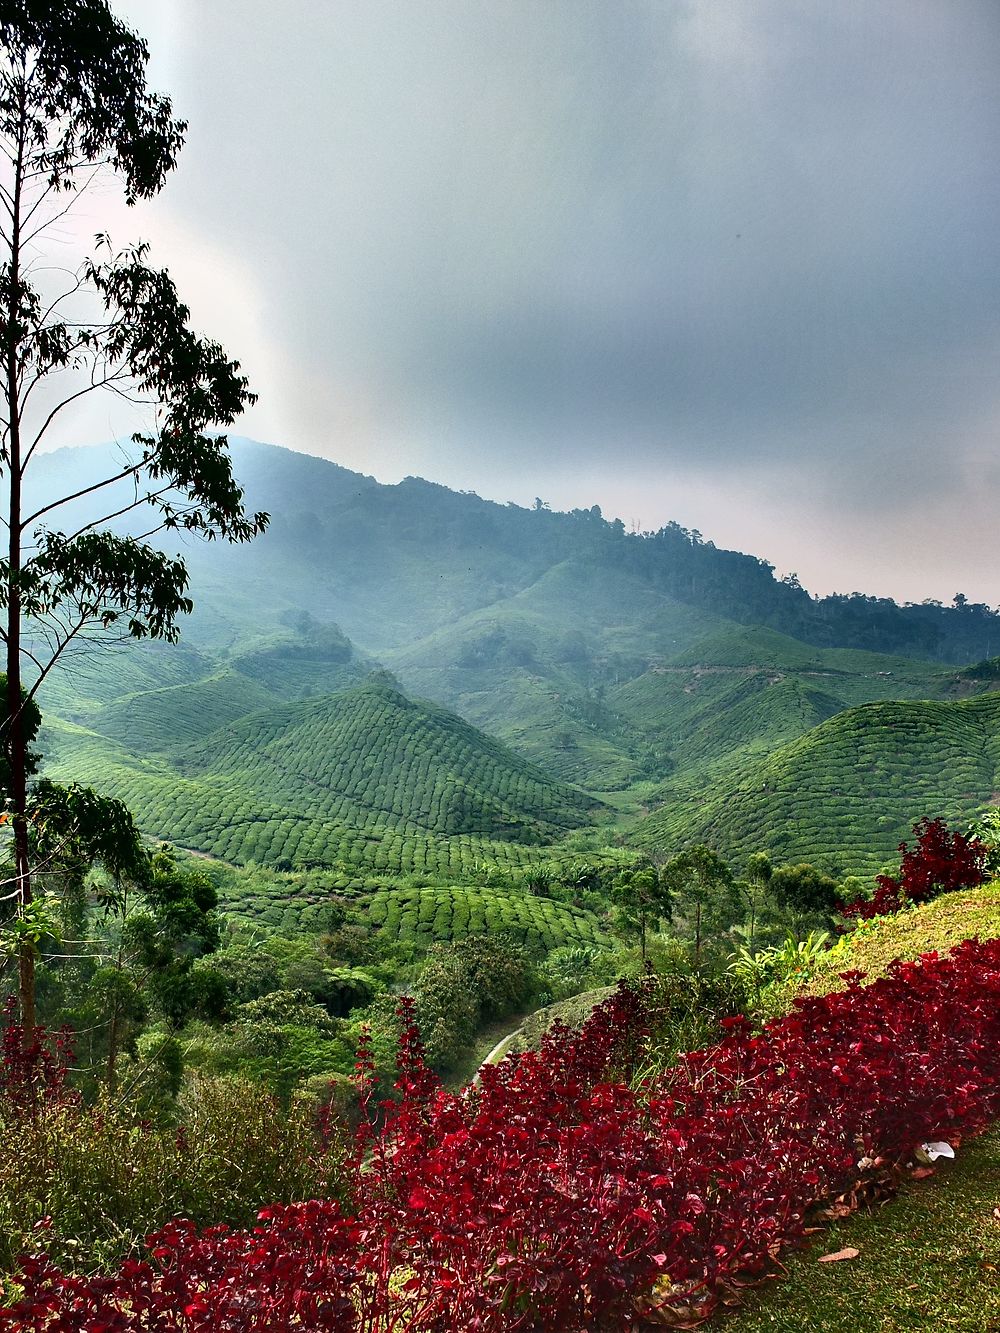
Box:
65 1 1000 604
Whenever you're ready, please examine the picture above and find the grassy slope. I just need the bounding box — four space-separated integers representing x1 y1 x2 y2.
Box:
726 1121 1000 1332
800 882 1000 998
633 692 1000 876
44 683 599 879
726 884 1000 1331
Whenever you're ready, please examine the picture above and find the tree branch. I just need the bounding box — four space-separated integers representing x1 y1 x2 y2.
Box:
22 460 142 524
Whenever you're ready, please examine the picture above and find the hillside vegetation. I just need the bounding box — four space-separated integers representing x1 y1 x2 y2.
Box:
43 681 599 878
635 693 1000 875
23 442 1000 925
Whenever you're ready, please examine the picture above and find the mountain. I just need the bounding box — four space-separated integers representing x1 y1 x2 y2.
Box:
28 440 1000 668
25 439 1000 886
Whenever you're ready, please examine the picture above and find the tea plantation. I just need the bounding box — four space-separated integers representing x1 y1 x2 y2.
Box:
42 682 600 878
634 692 1000 875
364 884 608 951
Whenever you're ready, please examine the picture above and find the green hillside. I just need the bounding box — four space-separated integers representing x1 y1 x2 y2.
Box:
633 692 1000 875
364 884 608 953
48 622 373 760
90 671 279 752
384 558 726 786
24 446 1000 900
32 639 211 725
608 625 987 794
177 681 597 840
43 682 599 878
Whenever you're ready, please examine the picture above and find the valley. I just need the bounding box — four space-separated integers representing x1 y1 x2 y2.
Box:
2 6 998 1327
31 441 1000 892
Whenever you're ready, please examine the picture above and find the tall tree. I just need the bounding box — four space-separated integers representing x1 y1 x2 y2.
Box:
611 858 670 962
661 846 740 963
768 862 841 940
0 2 267 1033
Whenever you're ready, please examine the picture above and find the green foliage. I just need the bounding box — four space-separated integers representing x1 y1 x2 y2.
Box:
661 845 741 960
768 862 841 935
967 808 1000 873
729 930 837 994
0 1076 344 1274
415 934 537 1071
631 949 750 1083
635 693 1000 876
610 858 670 959
44 682 598 879
365 883 608 953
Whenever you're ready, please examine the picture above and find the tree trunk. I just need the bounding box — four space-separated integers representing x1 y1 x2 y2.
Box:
4 79 33 1040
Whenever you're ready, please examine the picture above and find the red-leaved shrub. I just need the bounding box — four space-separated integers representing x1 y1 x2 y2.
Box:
0 998 74 1115
3 938 1000 1329
841 816 989 919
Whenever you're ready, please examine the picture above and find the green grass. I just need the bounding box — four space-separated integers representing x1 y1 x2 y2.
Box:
724 1120 1000 1332
726 885 1000 1329
799 882 1000 999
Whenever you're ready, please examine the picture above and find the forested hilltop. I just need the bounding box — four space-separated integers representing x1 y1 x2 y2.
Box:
30 439 999 664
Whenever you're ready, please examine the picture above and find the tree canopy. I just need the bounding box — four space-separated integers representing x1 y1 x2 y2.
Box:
0 1 267 1031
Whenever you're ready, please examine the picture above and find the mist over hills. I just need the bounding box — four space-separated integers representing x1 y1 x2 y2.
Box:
32 439 999 664
28 439 1000 878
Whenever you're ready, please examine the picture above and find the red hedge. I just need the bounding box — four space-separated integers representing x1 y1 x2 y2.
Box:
4 937 1000 1330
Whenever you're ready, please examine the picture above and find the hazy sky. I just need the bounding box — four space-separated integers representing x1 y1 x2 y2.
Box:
78 2 1000 603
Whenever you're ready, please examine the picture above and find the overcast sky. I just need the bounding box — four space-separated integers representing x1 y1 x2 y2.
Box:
81 2 1000 603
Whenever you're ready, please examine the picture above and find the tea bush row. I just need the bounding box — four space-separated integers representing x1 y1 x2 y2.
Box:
177 685 595 841
637 693 1000 875
365 885 608 952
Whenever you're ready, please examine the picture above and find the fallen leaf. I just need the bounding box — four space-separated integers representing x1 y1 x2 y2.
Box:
910 1166 936 1180
991 1207 1000 1222
818 1247 860 1263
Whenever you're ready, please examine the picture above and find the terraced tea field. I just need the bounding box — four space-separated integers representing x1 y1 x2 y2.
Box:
365 884 608 952
42 683 600 879
634 692 1000 875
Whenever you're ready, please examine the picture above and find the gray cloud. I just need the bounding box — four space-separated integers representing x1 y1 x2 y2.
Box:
109 0 1000 602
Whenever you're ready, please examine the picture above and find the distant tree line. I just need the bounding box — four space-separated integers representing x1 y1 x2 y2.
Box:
272 477 997 664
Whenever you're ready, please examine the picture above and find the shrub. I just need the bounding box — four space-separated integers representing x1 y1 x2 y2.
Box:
5 939 1000 1327
841 816 988 919
0 1008 345 1273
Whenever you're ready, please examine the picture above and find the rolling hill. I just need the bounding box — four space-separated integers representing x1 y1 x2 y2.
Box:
23 440 1000 899
633 691 1000 875
42 680 600 879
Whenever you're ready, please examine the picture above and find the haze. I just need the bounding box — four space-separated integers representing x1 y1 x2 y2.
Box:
64 1 1000 605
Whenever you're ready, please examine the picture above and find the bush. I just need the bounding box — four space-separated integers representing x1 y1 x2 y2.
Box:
0 1013 345 1273
842 816 988 919
6 939 1000 1328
